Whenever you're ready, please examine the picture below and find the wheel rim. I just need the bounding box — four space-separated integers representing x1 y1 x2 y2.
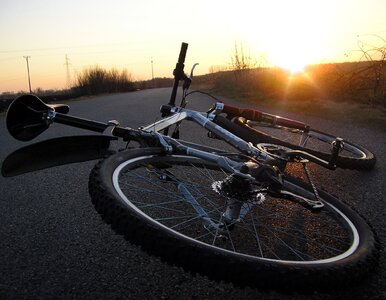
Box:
112 154 360 264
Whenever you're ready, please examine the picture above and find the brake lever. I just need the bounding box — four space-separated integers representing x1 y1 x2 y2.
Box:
189 63 199 79
182 63 199 91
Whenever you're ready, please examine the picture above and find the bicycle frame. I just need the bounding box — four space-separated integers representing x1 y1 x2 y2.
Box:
140 102 336 170
141 105 271 162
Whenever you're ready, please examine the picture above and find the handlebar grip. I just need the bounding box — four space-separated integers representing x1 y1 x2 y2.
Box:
273 116 309 131
178 42 188 63
223 104 262 120
222 104 309 131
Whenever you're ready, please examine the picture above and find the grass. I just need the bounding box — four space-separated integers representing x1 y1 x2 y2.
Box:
192 82 386 132
191 64 386 132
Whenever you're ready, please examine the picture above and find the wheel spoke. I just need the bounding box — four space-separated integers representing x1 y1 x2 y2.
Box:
112 154 359 263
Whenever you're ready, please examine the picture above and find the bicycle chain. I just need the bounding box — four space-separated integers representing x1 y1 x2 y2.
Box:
302 163 322 203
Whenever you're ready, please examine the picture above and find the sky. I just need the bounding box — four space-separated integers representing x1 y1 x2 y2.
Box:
1 0 386 93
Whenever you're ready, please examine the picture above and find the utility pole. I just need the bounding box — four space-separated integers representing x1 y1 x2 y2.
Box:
23 56 32 93
151 57 154 88
64 54 71 88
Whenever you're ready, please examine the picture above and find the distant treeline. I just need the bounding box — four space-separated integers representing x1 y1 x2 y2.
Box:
1 61 385 112
0 90 76 112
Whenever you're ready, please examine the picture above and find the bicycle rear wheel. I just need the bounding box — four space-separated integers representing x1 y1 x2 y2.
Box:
88 148 378 291
216 116 375 170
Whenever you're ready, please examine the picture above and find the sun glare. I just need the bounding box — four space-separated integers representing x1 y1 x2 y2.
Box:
265 28 327 74
242 0 334 75
271 53 307 74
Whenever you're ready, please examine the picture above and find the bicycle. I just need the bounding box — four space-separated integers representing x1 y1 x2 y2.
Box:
2 43 379 291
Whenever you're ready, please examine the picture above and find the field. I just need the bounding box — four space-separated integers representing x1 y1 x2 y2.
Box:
1 61 385 131
192 61 386 131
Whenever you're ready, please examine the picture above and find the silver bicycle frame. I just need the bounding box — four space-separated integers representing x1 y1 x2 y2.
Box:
141 107 272 163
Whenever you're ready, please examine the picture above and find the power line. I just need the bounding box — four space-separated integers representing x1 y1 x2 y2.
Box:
0 43 152 54
0 56 20 62
0 43 118 53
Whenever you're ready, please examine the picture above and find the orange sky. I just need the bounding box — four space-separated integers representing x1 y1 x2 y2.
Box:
1 0 385 93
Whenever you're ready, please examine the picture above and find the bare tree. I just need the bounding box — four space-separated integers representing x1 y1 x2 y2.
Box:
230 42 256 71
345 34 386 105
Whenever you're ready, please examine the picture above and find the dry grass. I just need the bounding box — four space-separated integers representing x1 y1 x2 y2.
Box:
192 62 386 132
202 87 386 132
261 97 386 131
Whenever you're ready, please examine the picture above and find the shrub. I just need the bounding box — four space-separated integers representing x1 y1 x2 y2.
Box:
74 66 134 95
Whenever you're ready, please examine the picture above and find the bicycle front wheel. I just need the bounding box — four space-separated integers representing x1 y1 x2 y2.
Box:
88 148 378 291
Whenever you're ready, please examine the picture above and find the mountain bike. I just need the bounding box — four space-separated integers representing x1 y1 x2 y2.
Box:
1 43 378 291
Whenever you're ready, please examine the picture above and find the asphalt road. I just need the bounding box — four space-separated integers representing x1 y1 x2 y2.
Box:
0 88 385 299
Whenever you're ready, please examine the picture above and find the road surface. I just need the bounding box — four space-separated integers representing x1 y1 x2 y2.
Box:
0 88 385 299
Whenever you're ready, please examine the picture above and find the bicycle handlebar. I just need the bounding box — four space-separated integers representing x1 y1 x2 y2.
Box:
178 42 188 63
168 42 189 107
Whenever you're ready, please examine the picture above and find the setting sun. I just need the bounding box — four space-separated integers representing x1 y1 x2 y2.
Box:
270 51 309 74
242 0 335 74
